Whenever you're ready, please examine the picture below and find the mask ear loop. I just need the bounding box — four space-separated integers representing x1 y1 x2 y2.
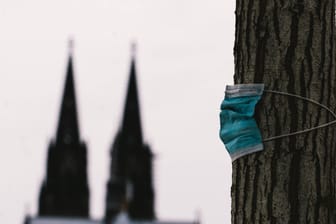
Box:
262 90 336 142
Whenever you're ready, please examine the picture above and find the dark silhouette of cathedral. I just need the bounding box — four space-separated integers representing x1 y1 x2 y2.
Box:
38 50 90 218
24 45 198 224
105 51 155 222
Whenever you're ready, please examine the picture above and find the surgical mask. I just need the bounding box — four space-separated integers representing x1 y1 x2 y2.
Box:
219 84 264 161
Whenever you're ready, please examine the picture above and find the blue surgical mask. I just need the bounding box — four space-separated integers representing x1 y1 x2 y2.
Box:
219 84 264 161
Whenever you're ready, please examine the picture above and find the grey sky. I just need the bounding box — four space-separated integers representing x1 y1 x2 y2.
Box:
0 0 235 223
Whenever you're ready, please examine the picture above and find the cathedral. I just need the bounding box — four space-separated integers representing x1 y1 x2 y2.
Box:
24 46 199 224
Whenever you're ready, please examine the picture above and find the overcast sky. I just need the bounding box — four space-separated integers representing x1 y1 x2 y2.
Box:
0 1 235 223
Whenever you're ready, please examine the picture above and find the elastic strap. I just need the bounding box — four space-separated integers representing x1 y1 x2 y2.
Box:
262 90 336 142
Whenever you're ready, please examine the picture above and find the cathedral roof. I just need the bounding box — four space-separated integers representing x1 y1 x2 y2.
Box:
26 216 198 224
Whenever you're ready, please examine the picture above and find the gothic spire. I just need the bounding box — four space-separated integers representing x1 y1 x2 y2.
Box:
105 45 155 221
120 44 143 143
38 43 89 217
56 46 80 145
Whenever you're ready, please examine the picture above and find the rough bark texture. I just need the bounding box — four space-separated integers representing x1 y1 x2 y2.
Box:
232 0 336 223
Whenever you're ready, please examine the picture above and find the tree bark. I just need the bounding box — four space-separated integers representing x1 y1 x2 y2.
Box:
232 0 336 223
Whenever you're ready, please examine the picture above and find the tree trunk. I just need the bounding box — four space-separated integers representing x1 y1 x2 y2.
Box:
232 0 336 223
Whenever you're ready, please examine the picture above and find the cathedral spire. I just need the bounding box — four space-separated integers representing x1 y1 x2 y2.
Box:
56 44 80 144
38 44 89 217
105 45 155 221
120 43 143 143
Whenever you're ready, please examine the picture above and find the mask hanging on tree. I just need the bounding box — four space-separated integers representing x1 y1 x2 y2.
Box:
219 84 264 161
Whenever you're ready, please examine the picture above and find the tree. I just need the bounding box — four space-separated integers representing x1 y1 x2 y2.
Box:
231 0 336 223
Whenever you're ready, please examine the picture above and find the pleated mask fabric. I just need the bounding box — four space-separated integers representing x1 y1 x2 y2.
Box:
219 84 264 161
